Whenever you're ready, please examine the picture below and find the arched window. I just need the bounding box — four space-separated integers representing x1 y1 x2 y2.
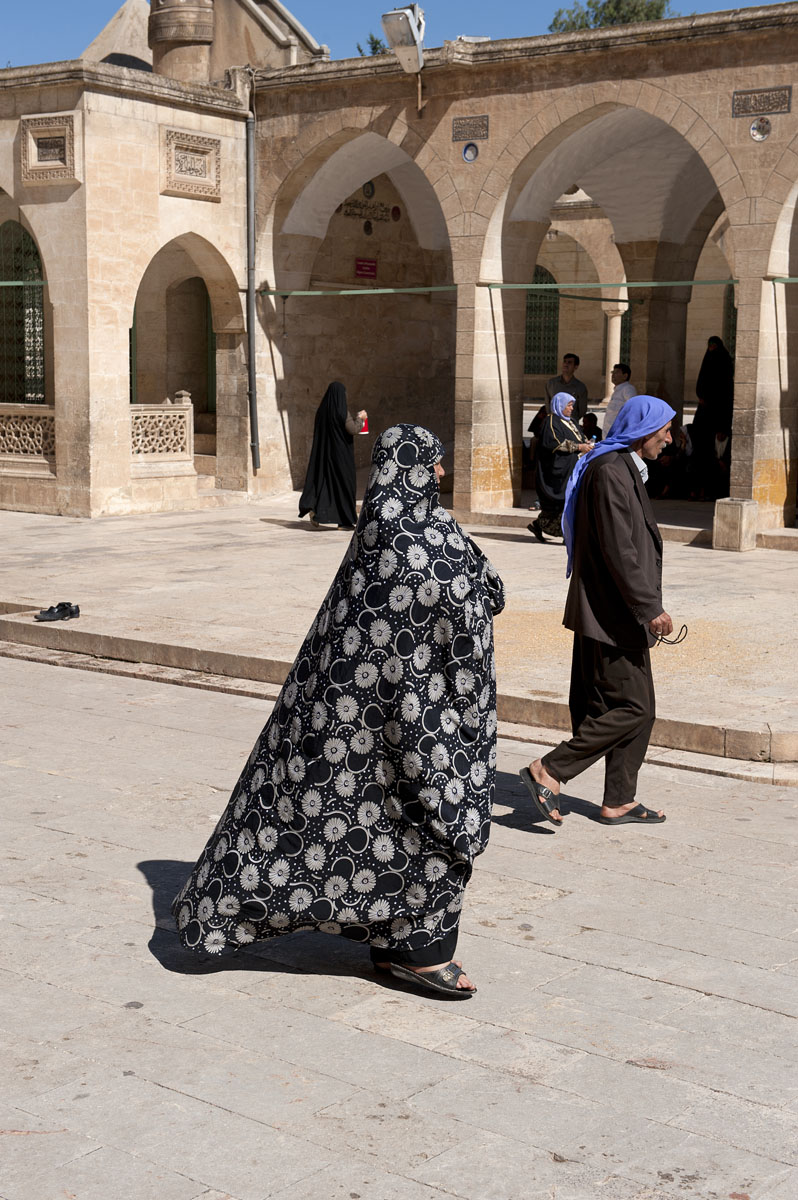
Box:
524 265 559 375
0 220 45 404
723 282 737 360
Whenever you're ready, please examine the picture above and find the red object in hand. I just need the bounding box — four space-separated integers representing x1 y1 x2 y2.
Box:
359 415 369 434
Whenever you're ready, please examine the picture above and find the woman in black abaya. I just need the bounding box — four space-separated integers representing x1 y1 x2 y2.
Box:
692 336 734 493
299 382 367 529
174 424 505 997
528 392 591 542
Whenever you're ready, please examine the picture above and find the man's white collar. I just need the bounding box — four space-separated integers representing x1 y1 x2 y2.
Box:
630 449 649 483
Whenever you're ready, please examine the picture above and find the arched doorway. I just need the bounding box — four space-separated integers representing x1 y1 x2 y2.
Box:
266 130 455 492
131 235 246 492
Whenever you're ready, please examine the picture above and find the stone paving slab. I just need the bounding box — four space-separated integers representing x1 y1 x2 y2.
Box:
2 655 798 1199
1 497 797 762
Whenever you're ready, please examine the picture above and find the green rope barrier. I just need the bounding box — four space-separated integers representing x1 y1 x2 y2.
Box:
260 284 457 297
484 278 737 290
260 278 737 298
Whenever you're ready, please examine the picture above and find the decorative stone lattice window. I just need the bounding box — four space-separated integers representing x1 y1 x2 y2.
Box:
0 221 46 404
0 408 55 456
524 266 559 376
131 405 192 457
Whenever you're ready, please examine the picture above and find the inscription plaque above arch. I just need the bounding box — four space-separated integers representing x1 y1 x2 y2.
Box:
20 113 81 186
161 128 221 202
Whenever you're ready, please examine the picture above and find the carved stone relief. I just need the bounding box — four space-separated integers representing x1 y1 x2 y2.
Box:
161 127 221 202
0 410 56 456
20 114 81 186
131 406 191 456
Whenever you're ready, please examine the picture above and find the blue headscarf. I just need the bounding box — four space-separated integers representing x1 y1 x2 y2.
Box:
561 394 676 577
550 391 575 419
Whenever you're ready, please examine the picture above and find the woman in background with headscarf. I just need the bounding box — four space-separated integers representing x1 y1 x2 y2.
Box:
692 336 734 495
174 424 505 998
299 382 367 529
528 392 592 543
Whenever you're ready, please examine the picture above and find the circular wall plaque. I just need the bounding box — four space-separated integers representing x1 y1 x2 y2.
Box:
462 142 479 163
750 116 772 142
362 181 375 198
391 205 401 222
363 220 373 236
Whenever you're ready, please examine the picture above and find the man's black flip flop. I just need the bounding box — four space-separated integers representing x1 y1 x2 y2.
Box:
518 767 563 825
597 803 666 825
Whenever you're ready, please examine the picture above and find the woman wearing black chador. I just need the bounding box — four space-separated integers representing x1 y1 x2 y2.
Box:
174 424 505 997
298 381 367 529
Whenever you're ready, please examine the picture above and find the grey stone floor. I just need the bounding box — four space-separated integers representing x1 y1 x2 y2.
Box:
2 655 797 1200
1 495 797 741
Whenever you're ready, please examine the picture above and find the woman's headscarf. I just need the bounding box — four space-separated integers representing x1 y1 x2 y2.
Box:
562 395 676 577
550 391 575 419
172 424 505 959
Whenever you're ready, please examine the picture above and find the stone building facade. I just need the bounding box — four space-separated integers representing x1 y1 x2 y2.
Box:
1 0 797 548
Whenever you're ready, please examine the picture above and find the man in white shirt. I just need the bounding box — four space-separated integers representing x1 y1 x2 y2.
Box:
603 363 637 434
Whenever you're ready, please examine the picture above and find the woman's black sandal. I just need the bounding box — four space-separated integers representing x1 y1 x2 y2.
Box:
519 767 563 826
389 961 476 998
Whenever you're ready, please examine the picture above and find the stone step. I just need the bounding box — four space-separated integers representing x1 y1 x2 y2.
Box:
194 454 216 476
194 433 217 455
196 488 251 509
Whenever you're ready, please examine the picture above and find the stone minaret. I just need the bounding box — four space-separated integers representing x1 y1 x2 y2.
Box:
149 0 215 82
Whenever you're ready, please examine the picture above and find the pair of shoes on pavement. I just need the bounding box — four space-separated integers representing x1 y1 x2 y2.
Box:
34 601 80 622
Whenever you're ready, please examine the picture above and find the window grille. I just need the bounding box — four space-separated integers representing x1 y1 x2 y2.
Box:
620 306 632 364
722 283 737 359
524 266 559 375
0 220 46 404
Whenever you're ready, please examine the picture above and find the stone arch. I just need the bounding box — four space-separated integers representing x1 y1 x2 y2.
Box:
260 124 458 493
129 231 244 333
476 91 746 236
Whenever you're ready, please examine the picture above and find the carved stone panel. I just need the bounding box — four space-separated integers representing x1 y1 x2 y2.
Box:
131 405 192 458
0 407 56 456
161 127 221 202
732 86 792 117
20 114 81 187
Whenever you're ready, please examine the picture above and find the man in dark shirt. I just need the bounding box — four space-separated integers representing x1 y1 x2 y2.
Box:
545 353 589 422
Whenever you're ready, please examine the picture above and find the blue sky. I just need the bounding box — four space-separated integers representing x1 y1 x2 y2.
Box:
3 0 743 68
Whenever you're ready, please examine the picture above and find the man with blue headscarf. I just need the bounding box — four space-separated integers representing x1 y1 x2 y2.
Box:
519 395 677 827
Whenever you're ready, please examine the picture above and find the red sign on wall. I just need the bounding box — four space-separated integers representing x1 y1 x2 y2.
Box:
355 258 377 279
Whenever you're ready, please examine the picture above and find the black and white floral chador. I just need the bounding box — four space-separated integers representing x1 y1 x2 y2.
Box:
173 424 505 958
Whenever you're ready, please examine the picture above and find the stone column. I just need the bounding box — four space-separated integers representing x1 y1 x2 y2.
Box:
451 222 543 513
713 262 797 543
644 288 690 422
149 0 215 83
603 307 624 400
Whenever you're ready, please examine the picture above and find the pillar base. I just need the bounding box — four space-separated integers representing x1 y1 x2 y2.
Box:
712 498 758 552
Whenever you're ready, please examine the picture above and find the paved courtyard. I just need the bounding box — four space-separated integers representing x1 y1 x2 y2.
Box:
2 653 797 1200
2 496 797 765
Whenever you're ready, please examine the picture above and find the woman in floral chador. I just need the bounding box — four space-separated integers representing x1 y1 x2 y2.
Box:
173 424 505 997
